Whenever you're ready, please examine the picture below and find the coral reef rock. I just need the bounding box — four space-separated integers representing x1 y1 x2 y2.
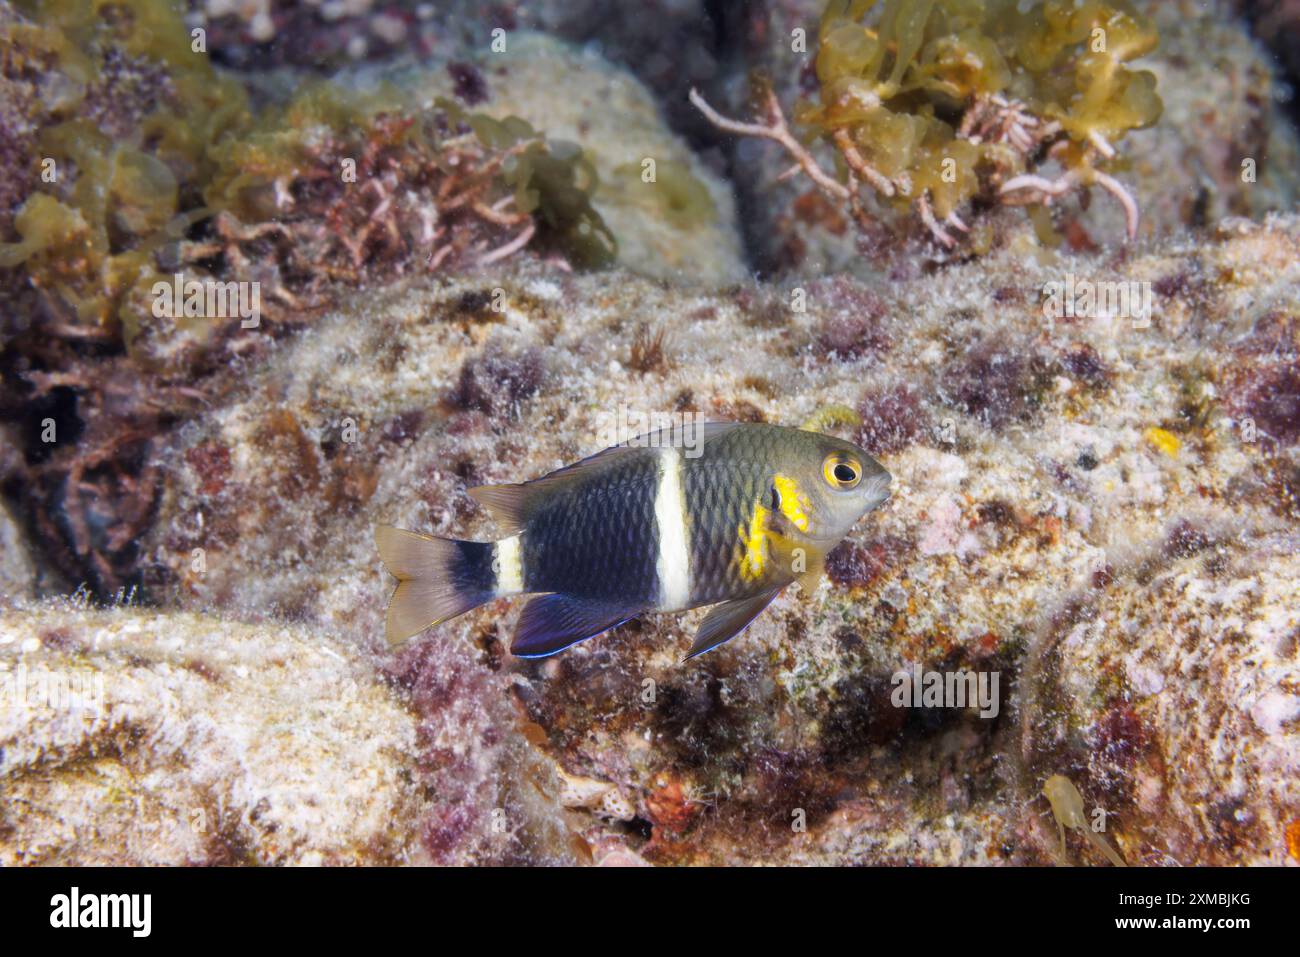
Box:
138 214 1299 864
1021 530 1300 865
0 501 35 601
0 601 581 865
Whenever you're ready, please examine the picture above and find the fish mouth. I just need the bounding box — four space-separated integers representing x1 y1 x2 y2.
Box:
805 470 892 547
863 470 892 512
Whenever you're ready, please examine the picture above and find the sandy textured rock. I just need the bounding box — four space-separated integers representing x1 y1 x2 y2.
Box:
425 1 734 146
1021 530 1300 866
138 213 1300 864
0 601 581 865
197 0 731 142
0 436 40 601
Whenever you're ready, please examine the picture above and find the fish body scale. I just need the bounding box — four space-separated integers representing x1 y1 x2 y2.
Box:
522 448 662 606
685 454 782 605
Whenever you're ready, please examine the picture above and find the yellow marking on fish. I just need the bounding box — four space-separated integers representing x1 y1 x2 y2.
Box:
1144 426 1180 458
738 504 770 581
772 473 811 532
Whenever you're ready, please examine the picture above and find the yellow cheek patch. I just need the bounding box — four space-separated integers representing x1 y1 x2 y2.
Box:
738 504 770 581
772 473 812 532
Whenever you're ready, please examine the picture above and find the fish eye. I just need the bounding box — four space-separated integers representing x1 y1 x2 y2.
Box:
822 454 862 489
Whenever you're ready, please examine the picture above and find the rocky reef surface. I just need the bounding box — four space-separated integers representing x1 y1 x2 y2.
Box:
2 602 429 864
73 215 1300 865
1 0 1297 866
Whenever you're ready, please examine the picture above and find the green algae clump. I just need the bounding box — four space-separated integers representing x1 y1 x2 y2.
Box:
0 0 619 347
802 0 1162 233
0 1 251 337
0 0 620 594
438 100 617 269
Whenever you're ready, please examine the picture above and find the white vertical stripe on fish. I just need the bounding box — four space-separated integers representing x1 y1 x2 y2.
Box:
653 445 691 611
495 534 523 595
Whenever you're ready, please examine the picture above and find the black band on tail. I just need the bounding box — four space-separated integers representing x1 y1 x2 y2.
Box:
375 526 498 643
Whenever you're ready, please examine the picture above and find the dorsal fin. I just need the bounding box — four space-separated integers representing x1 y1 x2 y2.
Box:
466 484 531 535
466 441 641 535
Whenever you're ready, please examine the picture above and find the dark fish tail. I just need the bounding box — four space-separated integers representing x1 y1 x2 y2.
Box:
375 525 499 644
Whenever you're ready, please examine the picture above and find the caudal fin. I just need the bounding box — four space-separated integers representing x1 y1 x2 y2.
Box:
375 525 497 643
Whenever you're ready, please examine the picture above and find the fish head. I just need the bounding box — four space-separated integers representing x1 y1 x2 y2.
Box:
778 429 891 547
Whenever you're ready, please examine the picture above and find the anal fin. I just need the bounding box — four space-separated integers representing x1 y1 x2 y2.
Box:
512 594 641 658
685 587 782 660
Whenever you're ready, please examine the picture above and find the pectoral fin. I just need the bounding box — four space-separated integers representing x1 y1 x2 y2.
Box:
684 588 783 660
511 594 640 658
794 553 825 595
